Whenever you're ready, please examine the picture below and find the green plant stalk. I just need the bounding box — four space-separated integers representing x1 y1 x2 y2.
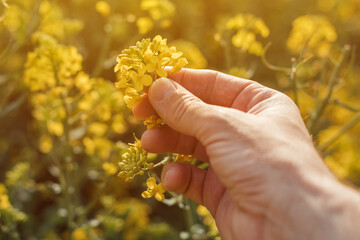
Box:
91 31 112 78
290 61 298 105
184 197 195 240
224 32 232 71
52 60 75 240
319 111 360 152
308 45 351 134
78 175 115 223
332 99 360 112
261 43 291 73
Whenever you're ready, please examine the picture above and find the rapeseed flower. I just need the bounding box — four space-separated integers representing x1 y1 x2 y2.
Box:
118 136 150 182
226 14 269 56
141 177 166 201
114 35 188 108
144 115 163 129
95 1 111 17
287 15 337 57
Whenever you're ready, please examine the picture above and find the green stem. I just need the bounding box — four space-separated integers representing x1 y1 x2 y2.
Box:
332 99 360 112
91 31 112 78
308 45 351 135
184 197 195 239
319 111 360 152
78 175 115 222
224 33 232 71
52 57 74 239
261 43 291 73
290 58 298 105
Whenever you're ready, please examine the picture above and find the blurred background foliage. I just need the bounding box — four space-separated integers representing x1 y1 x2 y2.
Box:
0 0 360 239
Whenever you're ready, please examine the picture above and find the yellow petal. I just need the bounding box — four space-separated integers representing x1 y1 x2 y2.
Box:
154 192 165 201
156 68 168 78
142 190 153 199
146 177 157 189
172 52 183 59
146 63 156 73
157 183 166 193
142 74 153 86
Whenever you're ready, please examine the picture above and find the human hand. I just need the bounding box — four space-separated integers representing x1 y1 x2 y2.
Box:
133 69 360 240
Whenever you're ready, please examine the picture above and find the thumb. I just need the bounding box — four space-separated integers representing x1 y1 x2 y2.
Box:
148 78 218 140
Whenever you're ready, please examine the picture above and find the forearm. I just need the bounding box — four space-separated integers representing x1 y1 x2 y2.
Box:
278 175 360 240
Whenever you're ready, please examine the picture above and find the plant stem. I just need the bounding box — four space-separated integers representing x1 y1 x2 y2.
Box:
308 45 351 135
91 32 112 78
319 111 360 152
290 58 298 105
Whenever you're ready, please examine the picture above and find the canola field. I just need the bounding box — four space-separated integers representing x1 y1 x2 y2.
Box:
1 0 360 239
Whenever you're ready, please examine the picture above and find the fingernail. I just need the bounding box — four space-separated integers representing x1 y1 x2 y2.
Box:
150 78 177 102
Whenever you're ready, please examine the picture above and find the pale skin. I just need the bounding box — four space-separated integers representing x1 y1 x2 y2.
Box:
133 69 360 240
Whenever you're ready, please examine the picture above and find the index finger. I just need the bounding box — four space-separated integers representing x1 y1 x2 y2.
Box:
168 68 256 109
133 68 264 120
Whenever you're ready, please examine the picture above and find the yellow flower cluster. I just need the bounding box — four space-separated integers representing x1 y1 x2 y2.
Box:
95 1 111 17
39 0 83 41
141 177 166 201
287 15 337 57
0 184 27 222
24 32 83 91
226 14 270 56
0 184 11 209
144 114 163 129
136 0 175 34
140 0 175 21
114 35 188 108
170 40 208 69
197 205 221 239
118 136 154 182
24 33 128 169
0 0 7 22
317 0 360 20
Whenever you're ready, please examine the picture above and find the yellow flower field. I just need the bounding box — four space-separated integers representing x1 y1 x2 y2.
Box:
1 0 360 239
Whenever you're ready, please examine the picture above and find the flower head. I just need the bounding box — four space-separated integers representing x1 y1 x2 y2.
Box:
114 35 187 108
141 177 166 201
287 15 337 57
225 14 269 56
118 136 151 182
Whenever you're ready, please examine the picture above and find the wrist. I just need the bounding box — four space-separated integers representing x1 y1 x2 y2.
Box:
274 174 360 240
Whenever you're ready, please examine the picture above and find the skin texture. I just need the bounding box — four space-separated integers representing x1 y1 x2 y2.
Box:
133 69 360 240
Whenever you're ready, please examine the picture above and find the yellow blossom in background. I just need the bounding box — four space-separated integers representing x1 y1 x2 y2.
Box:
0 184 11 209
2 2 32 42
2 0 360 238
47 121 64 136
141 0 175 21
0 0 8 22
24 33 83 91
141 177 166 201
136 17 154 34
39 135 53 153
317 0 360 20
95 1 111 17
225 14 270 56
197 205 221 239
39 0 83 40
287 15 337 57
102 162 118 175
72 228 90 240
170 40 208 69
